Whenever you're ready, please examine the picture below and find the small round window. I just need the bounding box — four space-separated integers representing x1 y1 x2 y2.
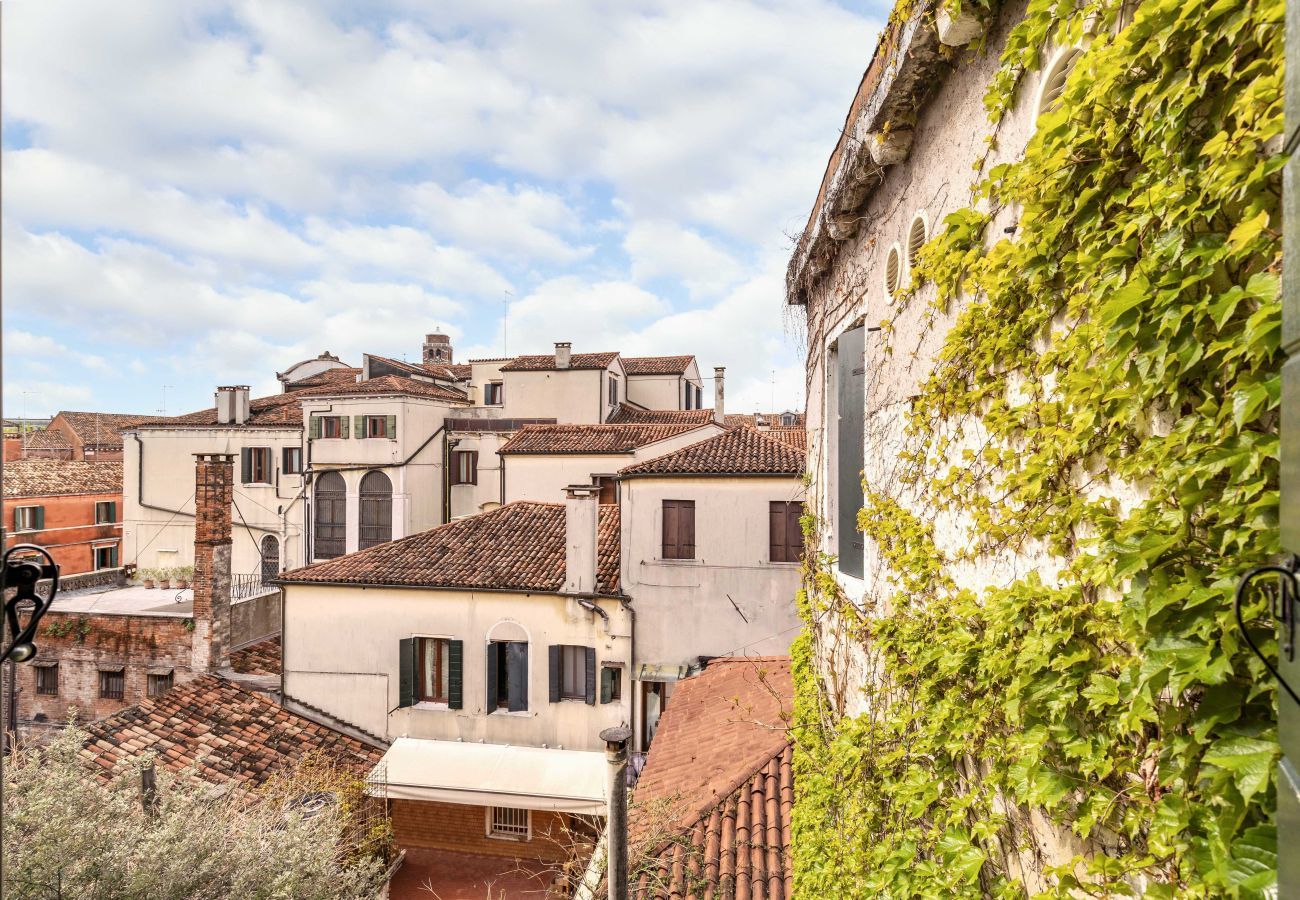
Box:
1038 47 1083 115
884 244 902 297
907 214 928 269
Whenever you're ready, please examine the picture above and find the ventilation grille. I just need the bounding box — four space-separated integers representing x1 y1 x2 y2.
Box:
907 215 928 268
884 245 902 296
1040 48 1082 114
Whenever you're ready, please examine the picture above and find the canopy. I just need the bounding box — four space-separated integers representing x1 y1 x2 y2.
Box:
367 737 608 814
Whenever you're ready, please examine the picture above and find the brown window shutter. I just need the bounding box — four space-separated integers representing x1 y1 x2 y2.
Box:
470 451 479 486
788 502 805 561
662 501 679 558
681 501 695 559
770 502 786 562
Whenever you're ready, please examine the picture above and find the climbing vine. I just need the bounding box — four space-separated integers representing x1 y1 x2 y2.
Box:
793 0 1282 896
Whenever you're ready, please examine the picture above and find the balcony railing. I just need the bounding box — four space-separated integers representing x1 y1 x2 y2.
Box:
231 573 278 601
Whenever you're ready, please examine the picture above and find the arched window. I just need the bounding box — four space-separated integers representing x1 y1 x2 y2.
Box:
359 470 393 550
260 535 280 580
314 471 346 559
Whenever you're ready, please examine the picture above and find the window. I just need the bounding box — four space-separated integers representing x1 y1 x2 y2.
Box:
283 446 303 475
14 506 43 532
487 807 530 840
608 375 619 406
358 471 393 549
780 413 796 427
600 665 622 704
315 415 346 439
907 214 928 270
484 382 504 406
93 545 119 570
147 671 173 698
260 535 280 580
661 500 696 560
487 640 528 712
685 383 698 410
95 501 117 524
884 244 902 296
417 638 451 703
98 669 125 700
313 471 346 559
834 327 866 578
241 447 273 484
769 501 805 563
363 415 395 439
35 664 58 696
549 645 594 703
398 637 463 709
451 450 479 486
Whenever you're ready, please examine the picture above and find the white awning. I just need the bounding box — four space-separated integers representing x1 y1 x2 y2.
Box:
367 737 608 815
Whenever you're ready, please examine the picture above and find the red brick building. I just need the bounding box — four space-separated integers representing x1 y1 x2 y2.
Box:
25 410 162 461
3 459 124 575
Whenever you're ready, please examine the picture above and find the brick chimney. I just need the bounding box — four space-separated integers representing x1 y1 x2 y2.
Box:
562 484 600 595
215 386 250 425
555 342 572 370
423 332 453 365
713 367 726 426
191 453 234 672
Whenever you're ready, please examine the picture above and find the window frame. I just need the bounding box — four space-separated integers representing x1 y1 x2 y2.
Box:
35 664 58 696
560 646 586 700
147 671 174 698
417 637 451 705
98 669 125 700
243 447 273 485
486 806 531 841
365 415 390 439
608 375 619 406
14 505 41 532
484 382 504 406
283 446 303 475
320 416 343 439
93 545 120 571
769 500 805 564
451 450 479 486
94 500 117 524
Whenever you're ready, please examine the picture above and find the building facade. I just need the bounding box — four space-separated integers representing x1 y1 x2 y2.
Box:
3 459 124 576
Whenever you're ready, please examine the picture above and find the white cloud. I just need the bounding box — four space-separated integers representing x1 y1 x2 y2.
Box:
624 220 743 299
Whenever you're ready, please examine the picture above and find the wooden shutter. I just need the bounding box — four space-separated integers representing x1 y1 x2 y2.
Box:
600 667 615 704
309 416 321 439
507 642 528 712
108 546 119 568
769 502 787 562
34 506 44 531
450 453 462 486
386 415 397 440
469 451 479 485
548 645 562 703
398 638 414 708
240 448 253 483
584 647 597 706
486 642 500 710
353 416 364 439
662 501 679 558
837 325 866 577
681 501 695 559
448 639 463 710
106 501 117 522
787 502 805 561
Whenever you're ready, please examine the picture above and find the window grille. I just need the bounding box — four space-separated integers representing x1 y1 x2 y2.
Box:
489 807 529 839
147 672 173 698
36 664 58 696
99 669 125 700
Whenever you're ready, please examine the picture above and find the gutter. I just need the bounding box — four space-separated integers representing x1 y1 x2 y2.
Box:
271 577 623 601
130 432 278 536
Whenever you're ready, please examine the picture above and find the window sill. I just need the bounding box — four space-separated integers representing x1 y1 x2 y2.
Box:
486 832 530 842
413 701 451 711
488 709 531 718
655 558 701 565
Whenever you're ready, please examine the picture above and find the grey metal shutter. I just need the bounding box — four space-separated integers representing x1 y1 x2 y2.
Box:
548 645 562 703
837 325 866 577
397 638 414 708
486 642 500 710
240 448 253 484
584 647 596 705
506 642 528 712
386 414 397 440
448 640 463 710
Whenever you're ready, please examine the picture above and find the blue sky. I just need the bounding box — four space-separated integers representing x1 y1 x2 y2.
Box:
2 0 886 419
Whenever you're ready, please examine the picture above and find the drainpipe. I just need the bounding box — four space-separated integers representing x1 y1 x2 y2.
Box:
600 726 632 900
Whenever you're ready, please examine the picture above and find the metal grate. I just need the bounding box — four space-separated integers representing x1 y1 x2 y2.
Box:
489 806 529 838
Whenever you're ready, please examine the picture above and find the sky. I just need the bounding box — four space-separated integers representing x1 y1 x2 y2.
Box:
1 0 885 419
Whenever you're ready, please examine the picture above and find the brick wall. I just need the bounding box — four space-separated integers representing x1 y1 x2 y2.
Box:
2 490 123 576
13 611 196 737
192 453 234 672
390 799 575 863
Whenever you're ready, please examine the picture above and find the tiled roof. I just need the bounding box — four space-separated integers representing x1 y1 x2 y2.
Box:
630 657 794 900
278 501 621 595
284 367 362 391
724 412 805 428
499 352 619 372
3 459 122 497
763 429 808 451
619 427 805 477
80 675 380 786
136 392 308 430
499 423 703 455
231 636 281 676
23 429 72 450
367 354 469 383
55 411 166 447
606 405 716 426
301 374 467 402
621 356 695 376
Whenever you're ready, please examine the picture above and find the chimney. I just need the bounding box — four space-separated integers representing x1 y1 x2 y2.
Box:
423 332 453 365
555 342 572 370
713 367 726 426
191 453 234 672
562 484 600 594
215 386 250 425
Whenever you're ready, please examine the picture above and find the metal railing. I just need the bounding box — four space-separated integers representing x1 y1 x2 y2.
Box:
231 573 277 601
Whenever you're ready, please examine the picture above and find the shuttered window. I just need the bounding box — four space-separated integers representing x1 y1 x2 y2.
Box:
769 501 805 563
549 645 596 704
600 665 622 704
361 415 395 439
313 471 346 559
283 447 303 475
14 506 43 532
450 450 479 486
485 383 504 405
241 447 273 484
608 376 619 406
95 501 117 524
487 641 528 712
399 637 463 709
661 500 696 560
358 471 393 549
835 326 866 577
93 545 119 570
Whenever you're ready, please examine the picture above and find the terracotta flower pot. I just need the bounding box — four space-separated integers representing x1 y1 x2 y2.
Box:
159 579 171 590
143 579 156 589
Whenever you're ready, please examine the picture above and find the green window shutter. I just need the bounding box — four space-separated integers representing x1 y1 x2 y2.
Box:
486 642 500 710
240 448 253 483
548 645 562 703
448 639 463 710
34 507 44 530
109 546 119 568
309 416 321 439
506 642 528 712
398 638 414 708
386 415 397 440
600 667 615 705
353 415 364 439
584 647 597 706
108 501 117 522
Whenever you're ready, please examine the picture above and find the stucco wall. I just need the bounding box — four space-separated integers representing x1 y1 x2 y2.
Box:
501 367 617 424
3 490 123 576
626 370 702 411
282 584 631 750
448 432 507 518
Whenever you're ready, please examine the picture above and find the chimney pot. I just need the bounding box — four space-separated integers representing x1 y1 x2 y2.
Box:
713 367 726 426
562 484 600 594
555 342 572 370
215 386 250 425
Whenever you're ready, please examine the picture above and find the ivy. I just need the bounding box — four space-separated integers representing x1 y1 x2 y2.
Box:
793 0 1282 896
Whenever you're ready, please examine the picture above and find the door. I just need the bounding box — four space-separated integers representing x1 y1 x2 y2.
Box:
313 471 346 559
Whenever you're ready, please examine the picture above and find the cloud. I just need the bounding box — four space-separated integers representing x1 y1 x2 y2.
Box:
624 220 744 299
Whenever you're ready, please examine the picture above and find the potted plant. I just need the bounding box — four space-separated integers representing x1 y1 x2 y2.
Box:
158 568 172 591
174 566 193 589
141 568 157 590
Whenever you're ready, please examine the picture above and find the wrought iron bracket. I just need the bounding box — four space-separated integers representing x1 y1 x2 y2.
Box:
0 544 60 664
1235 554 1300 706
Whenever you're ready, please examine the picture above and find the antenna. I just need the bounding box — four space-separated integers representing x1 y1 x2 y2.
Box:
771 369 776 413
158 385 174 416
503 290 513 357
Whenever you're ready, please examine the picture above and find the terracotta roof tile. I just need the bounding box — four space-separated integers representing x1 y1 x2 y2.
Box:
763 429 808 451
724 412 805 428
621 356 695 376
630 657 794 900
605 405 716 426
4 459 122 497
231 637 281 676
301 374 467 402
79 675 379 786
619 427 805 477
278 501 620 594
500 423 704 455
54 411 167 447
499 352 619 372
284 367 362 390
22 429 72 450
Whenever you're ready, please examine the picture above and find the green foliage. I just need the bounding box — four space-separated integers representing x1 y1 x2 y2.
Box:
793 0 1283 895
44 615 93 643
